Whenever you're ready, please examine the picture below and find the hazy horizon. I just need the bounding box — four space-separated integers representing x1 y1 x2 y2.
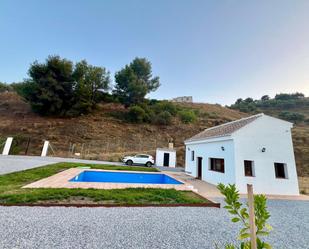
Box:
1 0 308 105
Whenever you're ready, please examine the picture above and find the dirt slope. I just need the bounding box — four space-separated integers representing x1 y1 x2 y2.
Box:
0 92 245 164
0 92 308 189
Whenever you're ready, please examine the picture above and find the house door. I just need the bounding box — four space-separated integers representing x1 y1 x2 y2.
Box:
163 153 170 167
197 157 202 179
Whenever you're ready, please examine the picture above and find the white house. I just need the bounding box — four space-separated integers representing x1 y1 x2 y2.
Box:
184 113 299 195
156 148 176 167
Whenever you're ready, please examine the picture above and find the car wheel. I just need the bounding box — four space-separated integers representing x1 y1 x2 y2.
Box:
126 160 133 166
145 162 152 167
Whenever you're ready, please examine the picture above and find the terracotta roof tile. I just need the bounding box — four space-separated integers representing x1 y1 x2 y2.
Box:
185 113 263 142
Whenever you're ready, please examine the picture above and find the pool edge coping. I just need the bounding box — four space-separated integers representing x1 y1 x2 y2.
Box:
22 168 192 191
69 169 185 185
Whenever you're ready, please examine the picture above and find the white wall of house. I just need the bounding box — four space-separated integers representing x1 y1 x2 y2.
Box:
185 115 299 196
233 115 299 195
156 149 176 167
185 138 236 186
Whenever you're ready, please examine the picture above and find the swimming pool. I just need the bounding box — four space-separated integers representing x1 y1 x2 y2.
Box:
70 171 183 185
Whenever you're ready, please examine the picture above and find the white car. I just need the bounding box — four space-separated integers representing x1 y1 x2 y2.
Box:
122 154 154 167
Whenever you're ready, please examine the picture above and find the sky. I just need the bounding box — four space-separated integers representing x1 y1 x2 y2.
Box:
0 0 308 105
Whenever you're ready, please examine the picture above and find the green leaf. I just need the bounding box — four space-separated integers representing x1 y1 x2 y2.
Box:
265 223 273 231
240 227 249 234
228 210 238 215
263 242 272 249
256 231 269 236
240 242 250 249
225 244 236 249
238 233 250 240
231 217 240 223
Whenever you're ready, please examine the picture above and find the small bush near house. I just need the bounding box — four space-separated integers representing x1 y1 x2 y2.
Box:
217 184 272 249
178 110 197 123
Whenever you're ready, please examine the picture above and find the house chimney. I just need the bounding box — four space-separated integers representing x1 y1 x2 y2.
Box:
168 143 174 149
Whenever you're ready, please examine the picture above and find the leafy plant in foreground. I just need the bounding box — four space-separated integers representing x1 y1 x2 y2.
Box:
217 184 272 249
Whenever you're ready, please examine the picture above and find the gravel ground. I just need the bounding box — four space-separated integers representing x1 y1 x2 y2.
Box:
0 200 308 249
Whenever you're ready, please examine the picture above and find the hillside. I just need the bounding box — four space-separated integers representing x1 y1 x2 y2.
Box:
0 92 308 193
0 92 245 163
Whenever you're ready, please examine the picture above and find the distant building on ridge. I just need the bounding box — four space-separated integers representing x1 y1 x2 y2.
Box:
171 96 193 103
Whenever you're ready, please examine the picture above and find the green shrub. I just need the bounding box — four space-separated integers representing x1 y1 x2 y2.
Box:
178 110 197 123
96 92 119 103
128 105 149 123
0 82 12 92
10 81 35 99
217 184 272 249
278 111 305 124
230 92 307 113
151 101 178 116
275 92 304 100
153 111 172 125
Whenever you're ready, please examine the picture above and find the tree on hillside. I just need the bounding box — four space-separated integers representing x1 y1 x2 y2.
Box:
261 95 270 101
275 92 305 101
25 55 75 116
293 92 305 98
244 97 254 103
71 60 110 115
20 55 110 116
114 57 160 107
235 98 243 104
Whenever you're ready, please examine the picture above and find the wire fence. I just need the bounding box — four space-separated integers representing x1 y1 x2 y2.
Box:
0 135 186 165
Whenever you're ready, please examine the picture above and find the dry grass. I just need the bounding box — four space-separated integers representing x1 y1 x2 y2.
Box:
0 92 248 163
0 91 308 186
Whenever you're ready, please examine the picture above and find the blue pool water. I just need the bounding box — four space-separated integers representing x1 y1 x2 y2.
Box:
70 171 183 185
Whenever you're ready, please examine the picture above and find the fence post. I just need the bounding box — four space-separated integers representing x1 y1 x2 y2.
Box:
247 184 257 249
2 137 13 155
81 143 84 157
68 142 72 157
24 137 31 155
41 141 49 157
